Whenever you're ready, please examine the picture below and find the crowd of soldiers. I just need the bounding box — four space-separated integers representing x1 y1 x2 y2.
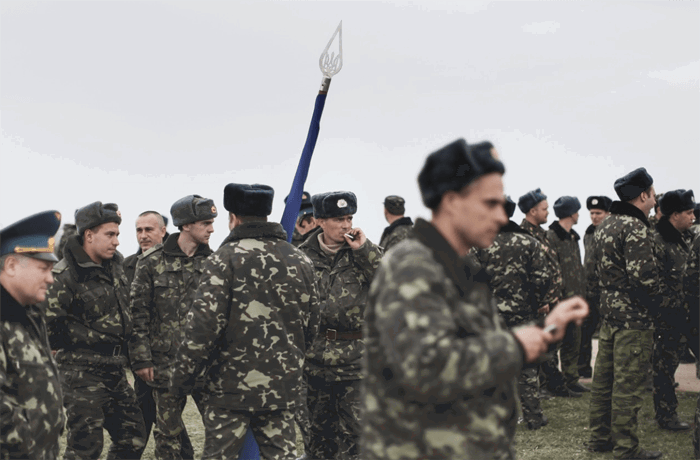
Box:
1 137 699 460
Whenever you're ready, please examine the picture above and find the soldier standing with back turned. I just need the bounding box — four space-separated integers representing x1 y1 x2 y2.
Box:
378 195 413 252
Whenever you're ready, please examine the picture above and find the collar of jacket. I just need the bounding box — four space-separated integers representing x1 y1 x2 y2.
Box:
0 283 31 325
656 216 688 250
609 201 651 227
163 232 212 257
549 220 580 242
63 234 122 282
220 221 287 247
410 218 487 298
499 220 529 235
380 216 414 242
585 224 597 235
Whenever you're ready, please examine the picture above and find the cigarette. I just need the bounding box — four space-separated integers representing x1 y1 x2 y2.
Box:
345 233 355 241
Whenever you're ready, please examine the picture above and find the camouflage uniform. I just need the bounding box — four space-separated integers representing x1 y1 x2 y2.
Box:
587 201 661 459
546 221 586 387
55 223 77 260
652 218 694 425
473 220 557 429
299 227 382 460
378 216 413 253
42 235 146 460
1 285 65 460
579 224 601 377
122 248 142 285
683 236 700 457
169 221 321 460
362 218 524 459
129 232 212 459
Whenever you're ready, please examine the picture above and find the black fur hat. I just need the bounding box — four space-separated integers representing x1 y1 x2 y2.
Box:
518 189 547 214
660 189 695 216
586 196 613 211
312 191 357 218
418 139 505 210
75 201 122 235
614 167 653 201
504 195 517 218
171 195 218 227
223 184 274 217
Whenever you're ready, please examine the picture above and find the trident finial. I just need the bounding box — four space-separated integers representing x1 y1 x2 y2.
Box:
318 21 343 92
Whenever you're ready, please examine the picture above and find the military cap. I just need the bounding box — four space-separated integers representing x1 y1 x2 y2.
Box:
384 195 406 215
171 195 218 227
695 203 700 222
1 211 62 262
504 195 517 218
418 139 505 210
553 196 581 219
614 167 653 201
660 189 696 216
586 196 613 211
75 201 122 235
518 188 547 214
223 184 274 217
312 191 357 218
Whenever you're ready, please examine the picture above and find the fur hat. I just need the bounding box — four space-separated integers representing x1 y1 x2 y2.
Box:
171 195 218 227
312 191 357 218
418 139 505 210
586 196 613 211
660 189 695 216
75 201 122 235
518 189 547 214
504 195 517 218
614 167 653 201
553 196 581 219
223 184 274 217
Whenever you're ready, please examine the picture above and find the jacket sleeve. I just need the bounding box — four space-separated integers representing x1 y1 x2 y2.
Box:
128 257 155 371
531 241 558 308
370 249 523 404
41 271 74 351
352 239 383 282
625 224 661 299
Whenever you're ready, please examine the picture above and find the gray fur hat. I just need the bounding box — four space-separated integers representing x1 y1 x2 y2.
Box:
75 202 122 235
170 195 218 227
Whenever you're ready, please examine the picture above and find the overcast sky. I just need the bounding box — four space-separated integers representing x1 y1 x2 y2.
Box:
2 1 698 256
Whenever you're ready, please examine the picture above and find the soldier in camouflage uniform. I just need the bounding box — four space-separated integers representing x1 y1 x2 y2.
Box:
42 201 147 460
362 138 589 460
286 191 318 247
473 193 558 430
169 183 320 460
378 195 413 252
1 211 65 459
130 195 217 459
55 221 77 260
547 196 589 394
123 211 167 284
684 235 700 457
579 195 612 378
587 168 663 460
298 190 382 460
652 189 696 431
518 189 575 398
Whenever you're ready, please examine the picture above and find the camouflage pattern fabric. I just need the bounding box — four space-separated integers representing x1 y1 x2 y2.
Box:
378 216 413 253
518 366 544 428
0 286 65 460
200 406 296 460
152 386 206 460
55 223 77 260
588 323 653 459
579 224 601 377
683 236 700 457
362 219 523 460
291 227 313 248
652 329 684 424
122 248 142 285
169 221 320 410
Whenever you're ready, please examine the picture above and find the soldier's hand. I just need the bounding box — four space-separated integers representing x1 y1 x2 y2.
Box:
135 367 154 382
345 227 367 249
544 296 589 342
513 326 550 363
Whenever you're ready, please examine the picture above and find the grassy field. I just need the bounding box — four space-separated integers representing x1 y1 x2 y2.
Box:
60 380 698 459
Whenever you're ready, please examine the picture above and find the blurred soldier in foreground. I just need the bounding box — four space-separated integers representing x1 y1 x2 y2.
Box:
378 195 413 252
123 211 168 284
547 196 588 394
684 235 700 457
287 191 317 247
361 138 588 459
1 211 65 459
130 196 217 459
169 183 320 460
473 191 558 430
43 201 147 459
652 189 696 431
299 190 382 460
587 168 662 459
579 195 612 378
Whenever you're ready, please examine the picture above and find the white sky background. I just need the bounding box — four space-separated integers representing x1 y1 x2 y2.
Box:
1 1 698 256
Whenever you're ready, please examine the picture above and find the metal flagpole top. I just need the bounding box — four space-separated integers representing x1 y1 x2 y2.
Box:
318 21 343 93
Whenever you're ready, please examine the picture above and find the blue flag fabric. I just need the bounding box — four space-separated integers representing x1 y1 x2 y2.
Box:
237 427 260 459
281 93 328 242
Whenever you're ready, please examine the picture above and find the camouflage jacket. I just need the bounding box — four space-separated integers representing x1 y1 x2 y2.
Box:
291 227 313 248
591 201 661 330
474 221 558 327
362 218 523 460
299 227 382 381
547 221 585 299
653 218 692 329
683 234 699 317
1 286 65 460
122 249 142 286
378 217 414 253
521 219 563 299
169 222 321 410
42 235 132 366
584 224 599 301
129 233 212 387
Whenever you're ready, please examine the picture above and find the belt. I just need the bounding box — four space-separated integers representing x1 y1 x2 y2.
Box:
65 343 125 357
324 329 362 341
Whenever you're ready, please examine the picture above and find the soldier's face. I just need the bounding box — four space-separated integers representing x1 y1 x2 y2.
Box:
531 200 549 225
318 215 353 245
135 214 166 252
1 255 55 306
87 222 120 261
589 209 608 226
571 212 579 225
671 209 696 232
186 219 215 245
450 173 508 250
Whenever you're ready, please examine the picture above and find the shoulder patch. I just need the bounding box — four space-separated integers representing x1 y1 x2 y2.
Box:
52 258 68 273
